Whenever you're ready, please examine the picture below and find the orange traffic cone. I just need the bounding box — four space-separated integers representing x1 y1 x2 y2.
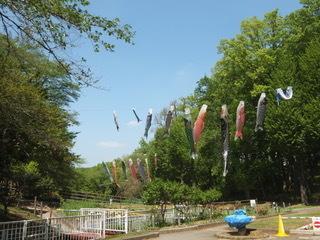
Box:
276 215 288 237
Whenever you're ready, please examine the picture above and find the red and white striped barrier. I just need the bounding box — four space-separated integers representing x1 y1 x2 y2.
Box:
282 216 315 219
312 217 320 231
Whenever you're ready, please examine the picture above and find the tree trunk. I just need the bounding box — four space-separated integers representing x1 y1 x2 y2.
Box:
160 203 166 224
3 201 8 216
300 182 308 205
299 158 309 205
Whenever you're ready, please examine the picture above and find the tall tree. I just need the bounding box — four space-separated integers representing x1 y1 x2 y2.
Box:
0 37 80 213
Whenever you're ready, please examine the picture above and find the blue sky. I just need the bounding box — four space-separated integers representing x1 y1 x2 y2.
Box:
70 0 301 167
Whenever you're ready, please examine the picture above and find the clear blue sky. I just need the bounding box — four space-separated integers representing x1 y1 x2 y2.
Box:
70 0 301 167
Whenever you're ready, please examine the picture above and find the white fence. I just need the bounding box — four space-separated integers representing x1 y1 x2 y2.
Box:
58 206 225 233
63 208 154 233
0 215 103 240
128 213 151 232
80 208 128 234
0 205 240 239
54 206 229 235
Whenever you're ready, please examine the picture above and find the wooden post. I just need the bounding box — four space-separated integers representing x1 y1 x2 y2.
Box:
33 196 37 215
40 201 43 218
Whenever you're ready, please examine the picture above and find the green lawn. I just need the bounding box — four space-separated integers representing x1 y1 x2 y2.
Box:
60 199 154 211
250 216 311 230
60 199 103 210
107 231 155 239
250 209 320 231
289 210 320 217
0 205 40 221
249 204 320 230
287 204 320 211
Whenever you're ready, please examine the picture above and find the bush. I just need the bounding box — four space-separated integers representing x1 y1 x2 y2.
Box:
255 203 270 216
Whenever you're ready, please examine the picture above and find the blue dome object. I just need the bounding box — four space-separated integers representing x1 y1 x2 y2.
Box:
224 209 253 230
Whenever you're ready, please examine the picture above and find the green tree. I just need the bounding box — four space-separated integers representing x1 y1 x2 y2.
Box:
0 37 80 214
0 0 134 83
142 179 174 223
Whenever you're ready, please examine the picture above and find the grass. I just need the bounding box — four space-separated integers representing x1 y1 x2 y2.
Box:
287 204 319 211
250 216 311 230
287 204 308 210
60 199 103 210
60 199 154 211
0 205 40 222
107 231 155 239
250 205 320 231
287 209 320 217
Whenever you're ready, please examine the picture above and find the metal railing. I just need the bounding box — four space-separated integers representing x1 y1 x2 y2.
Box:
2 203 258 240
128 214 151 232
0 215 104 240
80 208 128 234
54 203 258 236
57 206 227 233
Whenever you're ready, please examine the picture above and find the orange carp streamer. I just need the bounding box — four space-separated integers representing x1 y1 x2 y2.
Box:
235 101 245 140
193 104 208 145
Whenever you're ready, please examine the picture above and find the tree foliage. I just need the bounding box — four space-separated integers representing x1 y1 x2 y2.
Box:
0 0 134 84
142 179 221 223
0 0 135 217
0 37 80 214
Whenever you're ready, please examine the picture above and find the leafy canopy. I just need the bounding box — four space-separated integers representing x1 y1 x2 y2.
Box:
0 0 134 84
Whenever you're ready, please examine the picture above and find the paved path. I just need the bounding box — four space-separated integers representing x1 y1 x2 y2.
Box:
151 224 320 240
155 226 224 240
149 207 320 240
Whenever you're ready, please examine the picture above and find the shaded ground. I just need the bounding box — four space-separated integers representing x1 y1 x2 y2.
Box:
152 207 320 240
153 225 319 240
156 225 225 240
0 206 41 221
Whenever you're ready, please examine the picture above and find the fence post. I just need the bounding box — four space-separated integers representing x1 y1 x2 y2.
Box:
125 210 128 234
1 229 6 240
102 209 106 238
40 202 43 219
44 218 49 240
79 216 83 232
22 220 27 240
33 196 37 216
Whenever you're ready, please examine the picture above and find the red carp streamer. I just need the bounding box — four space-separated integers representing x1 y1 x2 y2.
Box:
235 101 245 140
193 104 207 145
129 158 137 179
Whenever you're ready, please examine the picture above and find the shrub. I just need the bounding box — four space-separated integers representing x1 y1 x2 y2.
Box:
255 203 270 216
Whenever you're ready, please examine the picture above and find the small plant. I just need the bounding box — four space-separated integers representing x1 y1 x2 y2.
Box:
255 203 270 216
